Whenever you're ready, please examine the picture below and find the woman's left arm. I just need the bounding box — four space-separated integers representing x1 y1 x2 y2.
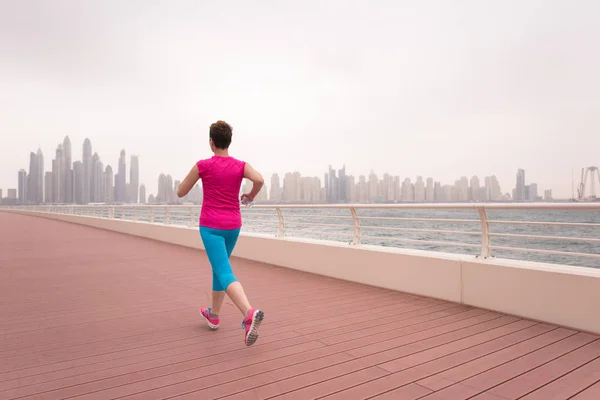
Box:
177 164 200 198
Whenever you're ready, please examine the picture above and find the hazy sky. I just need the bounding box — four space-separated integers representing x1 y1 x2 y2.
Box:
1 0 599 198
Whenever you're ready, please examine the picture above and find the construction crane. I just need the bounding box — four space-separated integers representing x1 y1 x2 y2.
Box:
577 166 600 201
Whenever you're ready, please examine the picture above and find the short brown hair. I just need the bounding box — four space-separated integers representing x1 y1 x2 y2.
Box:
209 120 233 149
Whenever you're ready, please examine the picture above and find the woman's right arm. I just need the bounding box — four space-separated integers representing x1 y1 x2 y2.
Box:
242 163 264 200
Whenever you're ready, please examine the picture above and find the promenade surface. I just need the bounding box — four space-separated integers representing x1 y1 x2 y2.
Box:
1 212 599 399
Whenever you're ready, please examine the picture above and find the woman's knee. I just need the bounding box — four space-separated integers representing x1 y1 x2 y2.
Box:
219 272 238 291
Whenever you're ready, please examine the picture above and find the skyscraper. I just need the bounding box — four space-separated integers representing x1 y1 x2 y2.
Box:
53 144 64 203
139 184 146 204
515 169 525 202
130 155 139 203
415 176 426 202
82 138 92 204
18 169 27 204
104 165 114 203
283 172 301 203
45 171 53 203
470 176 480 202
368 171 379 202
93 155 104 203
90 153 100 202
36 148 44 204
529 183 538 201
346 175 356 203
72 161 84 204
269 173 281 203
402 178 414 202
62 136 72 203
338 165 347 203
485 175 502 201
117 149 127 202
27 152 38 204
426 178 434 202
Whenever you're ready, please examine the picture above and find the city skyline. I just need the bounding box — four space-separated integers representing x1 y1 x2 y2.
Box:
2 132 558 205
4 136 144 206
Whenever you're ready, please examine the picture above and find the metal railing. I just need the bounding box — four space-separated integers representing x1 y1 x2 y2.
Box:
10 203 600 267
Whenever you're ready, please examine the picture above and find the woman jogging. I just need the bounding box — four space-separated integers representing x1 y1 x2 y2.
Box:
177 120 265 346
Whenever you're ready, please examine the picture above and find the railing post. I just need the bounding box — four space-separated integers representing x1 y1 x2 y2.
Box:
275 208 285 237
133 207 138 221
350 207 361 245
165 207 171 224
150 207 155 223
189 207 194 227
109 207 115 219
477 207 491 258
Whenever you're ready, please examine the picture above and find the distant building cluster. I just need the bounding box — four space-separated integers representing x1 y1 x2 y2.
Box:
4 136 145 206
247 166 509 204
3 143 555 206
512 169 551 202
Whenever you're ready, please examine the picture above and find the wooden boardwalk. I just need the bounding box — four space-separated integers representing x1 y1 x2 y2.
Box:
1 212 599 400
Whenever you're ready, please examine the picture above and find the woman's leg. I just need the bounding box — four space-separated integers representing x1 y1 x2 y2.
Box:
221 228 253 316
201 227 251 315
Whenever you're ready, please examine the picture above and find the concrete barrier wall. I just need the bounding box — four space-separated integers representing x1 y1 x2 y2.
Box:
9 210 600 334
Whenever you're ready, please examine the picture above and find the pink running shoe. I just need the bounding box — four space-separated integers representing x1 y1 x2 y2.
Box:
200 307 220 330
242 309 264 346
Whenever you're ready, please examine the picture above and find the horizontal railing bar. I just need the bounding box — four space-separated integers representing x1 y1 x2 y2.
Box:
244 220 279 225
290 231 355 238
488 220 600 228
491 245 600 259
360 225 481 236
359 216 480 223
490 233 600 243
279 214 353 219
285 222 353 229
360 234 480 248
240 213 278 217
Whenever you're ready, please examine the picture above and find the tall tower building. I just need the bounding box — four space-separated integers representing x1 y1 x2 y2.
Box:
36 148 44 204
104 165 114 203
368 171 379 202
415 176 426 202
346 175 356 203
18 169 27 204
130 155 139 203
338 165 347 203
54 144 64 203
90 153 100 202
45 171 53 203
139 184 146 204
117 150 127 202
470 176 480 202
426 178 434 202
94 156 104 203
402 178 414 202
72 161 84 204
27 152 38 204
515 169 525 202
357 175 368 203
82 138 92 204
63 136 72 203
269 173 281 203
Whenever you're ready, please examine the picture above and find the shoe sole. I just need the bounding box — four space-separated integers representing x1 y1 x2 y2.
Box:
245 310 264 346
199 311 219 330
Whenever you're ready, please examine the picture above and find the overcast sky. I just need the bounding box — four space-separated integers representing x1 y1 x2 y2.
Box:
1 0 599 198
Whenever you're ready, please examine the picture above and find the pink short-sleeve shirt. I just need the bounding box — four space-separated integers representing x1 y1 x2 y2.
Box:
197 156 246 230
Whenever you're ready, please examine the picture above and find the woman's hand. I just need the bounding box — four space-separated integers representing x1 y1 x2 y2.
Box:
240 193 254 202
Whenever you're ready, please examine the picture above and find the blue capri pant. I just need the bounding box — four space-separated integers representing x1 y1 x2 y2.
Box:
200 226 240 292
